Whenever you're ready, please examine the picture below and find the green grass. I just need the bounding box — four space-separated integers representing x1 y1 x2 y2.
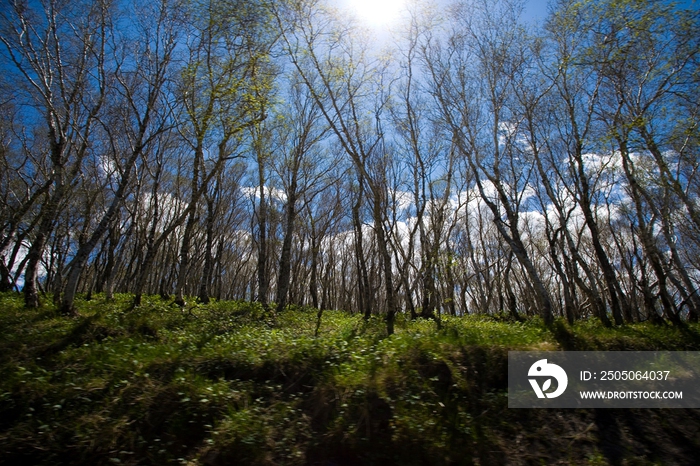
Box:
1 292 700 465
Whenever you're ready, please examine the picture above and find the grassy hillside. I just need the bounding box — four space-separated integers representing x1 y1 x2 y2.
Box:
1 293 700 465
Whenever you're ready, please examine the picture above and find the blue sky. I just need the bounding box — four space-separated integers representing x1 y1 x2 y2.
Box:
523 0 699 23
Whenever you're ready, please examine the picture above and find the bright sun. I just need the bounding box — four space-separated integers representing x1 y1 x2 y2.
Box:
346 0 406 27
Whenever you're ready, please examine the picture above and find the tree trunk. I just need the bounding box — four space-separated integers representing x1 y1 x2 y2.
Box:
352 179 371 319
174 211 197 307
309 228 320 309
571 142 626 325
371 188 398 335
24 201 59 309
472 170 555 325
103 222 122 301
198 194 216 304
275 179 298 313
256 160 270 310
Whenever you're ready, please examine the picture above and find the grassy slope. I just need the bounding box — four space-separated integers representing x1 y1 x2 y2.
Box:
1 292 700 465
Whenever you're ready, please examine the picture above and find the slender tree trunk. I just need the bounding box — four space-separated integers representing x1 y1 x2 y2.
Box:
573 158 625 325
24 138 67 309
472 170 555 325
174 211 197 307
198 194 216 304
444 250 457 316
309 225 320 309
133 170 162 307
133 246 159 307
24 194 61 308
175 142 204 307
275 177 298 313
617 138 680 324
103 222 120 301
352 178 371 319
60 111 154 313
321 255 333 311
256 158 270 310
0 259 13 292
371 188 398 335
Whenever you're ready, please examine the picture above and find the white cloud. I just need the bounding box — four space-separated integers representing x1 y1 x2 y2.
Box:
241 186 287 202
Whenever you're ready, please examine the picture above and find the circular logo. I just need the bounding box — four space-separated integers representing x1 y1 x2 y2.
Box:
528 359 568 398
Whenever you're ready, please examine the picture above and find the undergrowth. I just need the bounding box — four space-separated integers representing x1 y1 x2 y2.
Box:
1 292 699 465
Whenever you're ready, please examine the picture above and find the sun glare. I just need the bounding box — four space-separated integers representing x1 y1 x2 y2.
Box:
346 0 406 27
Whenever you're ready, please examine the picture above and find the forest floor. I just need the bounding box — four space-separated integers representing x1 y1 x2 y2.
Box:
1 292 700 465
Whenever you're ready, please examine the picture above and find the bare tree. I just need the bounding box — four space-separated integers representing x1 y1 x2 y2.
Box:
588 0 700 323
272 74 332 313
1 0 112 308
273 0 401 332
58 0 179 314
173 0 276 307
425 0 555 324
